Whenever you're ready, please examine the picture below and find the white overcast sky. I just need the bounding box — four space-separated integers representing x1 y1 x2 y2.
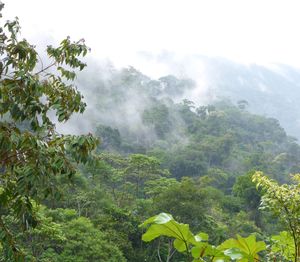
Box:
4 0 300 69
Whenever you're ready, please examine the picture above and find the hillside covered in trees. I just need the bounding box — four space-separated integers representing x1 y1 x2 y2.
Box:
2 3 300 262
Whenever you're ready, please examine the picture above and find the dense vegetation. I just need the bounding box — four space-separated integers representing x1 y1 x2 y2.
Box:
1 4 300 261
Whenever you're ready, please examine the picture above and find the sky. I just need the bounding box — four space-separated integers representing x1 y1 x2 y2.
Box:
4 0 300 74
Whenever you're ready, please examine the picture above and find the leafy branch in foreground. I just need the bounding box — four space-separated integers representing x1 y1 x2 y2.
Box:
0 3 98 261
253 172 300 262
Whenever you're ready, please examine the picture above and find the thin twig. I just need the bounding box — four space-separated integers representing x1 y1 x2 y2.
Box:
34 61 56 75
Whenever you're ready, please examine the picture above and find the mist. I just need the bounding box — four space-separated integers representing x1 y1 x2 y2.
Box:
5 0 300 142
52 52 300 145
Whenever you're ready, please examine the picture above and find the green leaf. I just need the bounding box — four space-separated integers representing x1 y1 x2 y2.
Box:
271 231 295 260
223 248 244 260
194 232 209 242
140 213 173 227
140 213 195 252
218 234 266 261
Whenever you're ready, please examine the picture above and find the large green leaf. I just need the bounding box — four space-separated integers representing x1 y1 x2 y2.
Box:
218 234 266 261
194 232 209 242
140 212 173 227
140 213 194 252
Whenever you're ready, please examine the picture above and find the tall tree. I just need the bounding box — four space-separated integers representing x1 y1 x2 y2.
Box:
0 4 97 260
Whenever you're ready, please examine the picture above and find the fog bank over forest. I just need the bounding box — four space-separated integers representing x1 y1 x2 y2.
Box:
5 1 300 141
58 54 300 141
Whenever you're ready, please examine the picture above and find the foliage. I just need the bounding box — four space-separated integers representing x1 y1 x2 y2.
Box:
140 213 266 262
56 216 126 262
95 125 121 151
142 103 172 139
253 172 300 261
14 207 126 262
270 231 294 261
0 4 97 260
218 234 266 261
152 178 223 241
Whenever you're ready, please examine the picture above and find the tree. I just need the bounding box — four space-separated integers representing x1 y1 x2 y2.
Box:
95 125 121 151
237 100 249 110
253 172 300 262
142 103 172 139
57 216 126 262
0 4 97 260
152 178 225 243
122 154 169 198
233 172 262 226
16 207 126 261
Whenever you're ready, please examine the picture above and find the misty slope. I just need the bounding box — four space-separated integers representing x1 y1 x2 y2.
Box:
63 64 300 184
197 57 300 140
71 57 300 141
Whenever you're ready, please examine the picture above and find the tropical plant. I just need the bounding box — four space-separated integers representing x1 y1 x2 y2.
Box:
140 213 266 262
